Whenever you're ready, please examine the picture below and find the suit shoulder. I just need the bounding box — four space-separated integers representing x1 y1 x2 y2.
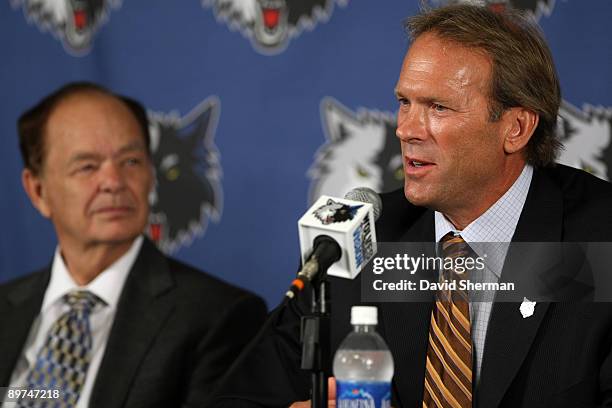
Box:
544 164 612 209
543 164 612 236
545 164 612 201
0 268 47 294
164 256 265 307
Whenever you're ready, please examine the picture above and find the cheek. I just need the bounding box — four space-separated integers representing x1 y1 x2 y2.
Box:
131 177 153 204
48 185 94 222
431 113 474 136
142 167 154 192
428 121 463 165
472 123 505 159
451 116 496 149
45 180 79 207
127 167 153 190
144 173 154 198
428 117 445 136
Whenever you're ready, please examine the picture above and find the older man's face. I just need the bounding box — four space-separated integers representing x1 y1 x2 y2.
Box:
395 33 509 216
31 92 152 249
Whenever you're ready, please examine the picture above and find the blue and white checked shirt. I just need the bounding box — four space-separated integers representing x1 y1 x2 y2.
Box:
434 164 533 384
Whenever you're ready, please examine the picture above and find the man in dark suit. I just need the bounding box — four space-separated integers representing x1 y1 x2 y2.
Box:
0 82 267 408
210 4 612 408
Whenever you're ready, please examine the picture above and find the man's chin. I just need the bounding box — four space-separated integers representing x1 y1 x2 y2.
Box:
404 184 431 207
92 225 144 245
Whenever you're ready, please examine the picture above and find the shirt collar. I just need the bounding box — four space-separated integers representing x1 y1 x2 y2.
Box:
42 236 144 312
435 164 533 243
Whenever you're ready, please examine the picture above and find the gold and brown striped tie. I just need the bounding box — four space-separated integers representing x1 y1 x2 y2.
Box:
423 233 473 408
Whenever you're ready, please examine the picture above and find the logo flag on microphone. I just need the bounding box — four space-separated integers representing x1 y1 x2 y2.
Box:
313 199 362 225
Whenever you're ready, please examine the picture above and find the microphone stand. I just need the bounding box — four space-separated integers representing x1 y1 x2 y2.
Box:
286 235 339 408
300 274 331 408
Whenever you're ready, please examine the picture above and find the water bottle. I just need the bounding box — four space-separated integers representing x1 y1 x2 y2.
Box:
333 306 394 408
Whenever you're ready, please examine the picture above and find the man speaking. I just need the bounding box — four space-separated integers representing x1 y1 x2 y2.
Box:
211 4 612 408
0 82 267 408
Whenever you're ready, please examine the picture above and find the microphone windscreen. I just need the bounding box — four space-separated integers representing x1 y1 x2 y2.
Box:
344 187 382 221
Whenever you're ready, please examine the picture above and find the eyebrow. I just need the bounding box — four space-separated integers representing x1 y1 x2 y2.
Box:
67 141 147 165
394 89 452 105
114 141 147 156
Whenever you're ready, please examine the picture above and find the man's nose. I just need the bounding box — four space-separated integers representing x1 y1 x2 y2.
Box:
99 162 126 192
396 105 428 143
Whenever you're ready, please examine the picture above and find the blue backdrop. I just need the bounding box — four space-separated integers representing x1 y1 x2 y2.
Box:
1 0 611 307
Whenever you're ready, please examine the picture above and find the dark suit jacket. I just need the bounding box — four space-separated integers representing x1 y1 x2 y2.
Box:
0 238 267 408
211 164 612 408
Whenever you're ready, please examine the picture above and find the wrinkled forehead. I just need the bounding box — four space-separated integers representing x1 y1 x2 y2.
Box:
41 91 147 162
50 90 137 125
400 33 493 94
46 91 145 143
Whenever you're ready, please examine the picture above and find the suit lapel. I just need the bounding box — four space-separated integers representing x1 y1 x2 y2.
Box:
0 270 49 386
90 240 176 408
477 168 563 407
379 209 436 407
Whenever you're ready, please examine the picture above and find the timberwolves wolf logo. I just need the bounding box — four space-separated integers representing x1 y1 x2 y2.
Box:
309 98 612 204
203 0 348 55
309 98 402 202
147 97 222 253
11 0 121 54
430 0 556 19
557 101 612 181
313 199 362 225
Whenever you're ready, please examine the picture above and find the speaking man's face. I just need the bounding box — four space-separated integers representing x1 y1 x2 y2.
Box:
28 92 153 249
395 33 510 217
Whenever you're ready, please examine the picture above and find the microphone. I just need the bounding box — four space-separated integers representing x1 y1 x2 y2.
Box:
286 187 382 298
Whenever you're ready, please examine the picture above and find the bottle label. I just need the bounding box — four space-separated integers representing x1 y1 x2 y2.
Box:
336 381 391 408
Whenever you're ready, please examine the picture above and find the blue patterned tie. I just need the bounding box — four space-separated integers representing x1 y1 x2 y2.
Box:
17 290 102 408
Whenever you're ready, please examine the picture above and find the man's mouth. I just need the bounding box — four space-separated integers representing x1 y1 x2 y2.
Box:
93 206 134 216
407 159 434 168
405 157 435 176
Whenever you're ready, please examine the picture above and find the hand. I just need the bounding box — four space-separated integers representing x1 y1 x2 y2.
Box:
289 377 336 408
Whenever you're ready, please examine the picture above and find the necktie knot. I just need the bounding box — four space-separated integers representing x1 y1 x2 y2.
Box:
63 290 102 313
440 232 475 280
440 232 471 257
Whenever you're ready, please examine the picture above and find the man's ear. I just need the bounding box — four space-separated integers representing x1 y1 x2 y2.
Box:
502 107 539 155
22 168 51 218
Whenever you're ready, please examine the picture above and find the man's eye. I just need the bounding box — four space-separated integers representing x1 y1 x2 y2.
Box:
78 164 96 173
124 157 141 166
432 103 447 112
398 98 409 106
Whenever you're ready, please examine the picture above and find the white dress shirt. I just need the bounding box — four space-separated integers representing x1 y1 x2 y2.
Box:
434 164 533 384
3 236 143 408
